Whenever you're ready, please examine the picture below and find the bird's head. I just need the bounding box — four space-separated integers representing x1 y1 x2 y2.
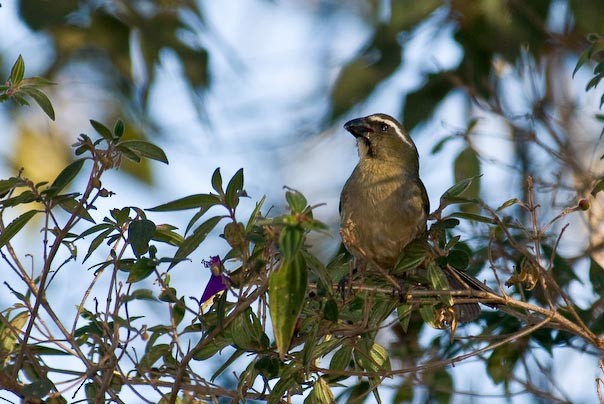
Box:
344 113 418 165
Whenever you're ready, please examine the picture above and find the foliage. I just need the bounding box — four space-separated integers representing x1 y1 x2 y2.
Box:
16 0 208 112
0 57 603 403
3 2 604 403
0 55 55 120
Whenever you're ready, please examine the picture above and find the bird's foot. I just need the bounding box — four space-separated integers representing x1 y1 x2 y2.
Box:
395 280 409 303
337 268 358 300
337 276 349 300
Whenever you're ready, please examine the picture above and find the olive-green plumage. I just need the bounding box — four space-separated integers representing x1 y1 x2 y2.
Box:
339 113 481 322
339 113 428 269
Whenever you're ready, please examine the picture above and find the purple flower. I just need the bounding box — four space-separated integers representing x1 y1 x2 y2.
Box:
200 256 230 304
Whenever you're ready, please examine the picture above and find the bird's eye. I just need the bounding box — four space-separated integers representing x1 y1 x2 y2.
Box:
380 123 389 132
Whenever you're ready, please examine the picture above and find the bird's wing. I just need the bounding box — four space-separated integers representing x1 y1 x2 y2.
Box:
418 178 430 215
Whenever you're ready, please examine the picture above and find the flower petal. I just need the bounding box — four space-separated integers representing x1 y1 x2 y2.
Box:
200 273 230 303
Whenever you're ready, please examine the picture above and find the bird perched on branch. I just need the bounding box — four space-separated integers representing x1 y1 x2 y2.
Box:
339 113 481 323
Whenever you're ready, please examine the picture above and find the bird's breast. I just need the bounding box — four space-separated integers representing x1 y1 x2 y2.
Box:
340 162 427 269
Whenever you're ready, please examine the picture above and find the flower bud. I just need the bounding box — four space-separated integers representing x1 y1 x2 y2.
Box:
579 198 590 211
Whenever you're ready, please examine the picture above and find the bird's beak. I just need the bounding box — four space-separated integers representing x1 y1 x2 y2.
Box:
344 117 373 138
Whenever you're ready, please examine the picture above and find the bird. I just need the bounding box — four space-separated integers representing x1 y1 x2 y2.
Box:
339 113 482 323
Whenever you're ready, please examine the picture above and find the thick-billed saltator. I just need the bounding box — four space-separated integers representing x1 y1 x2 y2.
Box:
339 113 481 322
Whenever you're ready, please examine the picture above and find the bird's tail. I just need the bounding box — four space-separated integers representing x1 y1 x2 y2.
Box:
442 265 495 323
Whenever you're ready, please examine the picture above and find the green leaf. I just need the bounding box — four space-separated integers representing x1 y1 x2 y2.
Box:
430 135 455 155
403 72 453 131
127 257 156 283
329 344 353 372
285 189 307 213
90 120 113 140
20 77 56 87
0 210 38 248
246 195 266 232
192 336 231 361
573 49 590 78
152 224 184 247
119 146 141 162
303 250 333 294
172 297 186 326
46 159 85 198
428 261 453 306
211 168 223 195
0 177 27 196
449 211 495 224
427 262 450 292
139 343 171 370
304 377 334 404
453 147 481 212
10 55 25 84
345 381 371 403
211 349 246 382
323 298 339 322
269 253 308 358
113 119 125 138
12 93 29 106
441 175 482 199
57 197 95 223
118 141 169 164
496 198 521 211
170 216 222 269
423 368 453 403
225 168 244 209
1 312 29 355
122 289 156 302
267 364 302 404
487 345 521 384
147 193 221 212
128 219 156 257
586 74 603 92
419 305 439 328
447 250 469 271
392 239 428 275
0 190 38 208
111 207 131 225
394 378 415 403
20 87 55 120
77 223 113 240
254 355 283 382
85 383 97 403
592 178 604 197
83 228 114 263
231 308 269 351
279 226 304 260
397 304 412 333
22 379 54 399
28 345 69 356
330 24 402 119
590 258 604 294
158 287 178 303
355 342 391 373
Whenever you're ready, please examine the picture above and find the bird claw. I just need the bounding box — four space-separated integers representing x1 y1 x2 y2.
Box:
337 276 350 300
395 280 409 303
337 266 359 300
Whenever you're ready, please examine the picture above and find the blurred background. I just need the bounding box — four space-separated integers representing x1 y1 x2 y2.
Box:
1 0 604 402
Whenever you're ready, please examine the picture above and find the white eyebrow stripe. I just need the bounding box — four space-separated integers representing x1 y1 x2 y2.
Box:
369 116 415 149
